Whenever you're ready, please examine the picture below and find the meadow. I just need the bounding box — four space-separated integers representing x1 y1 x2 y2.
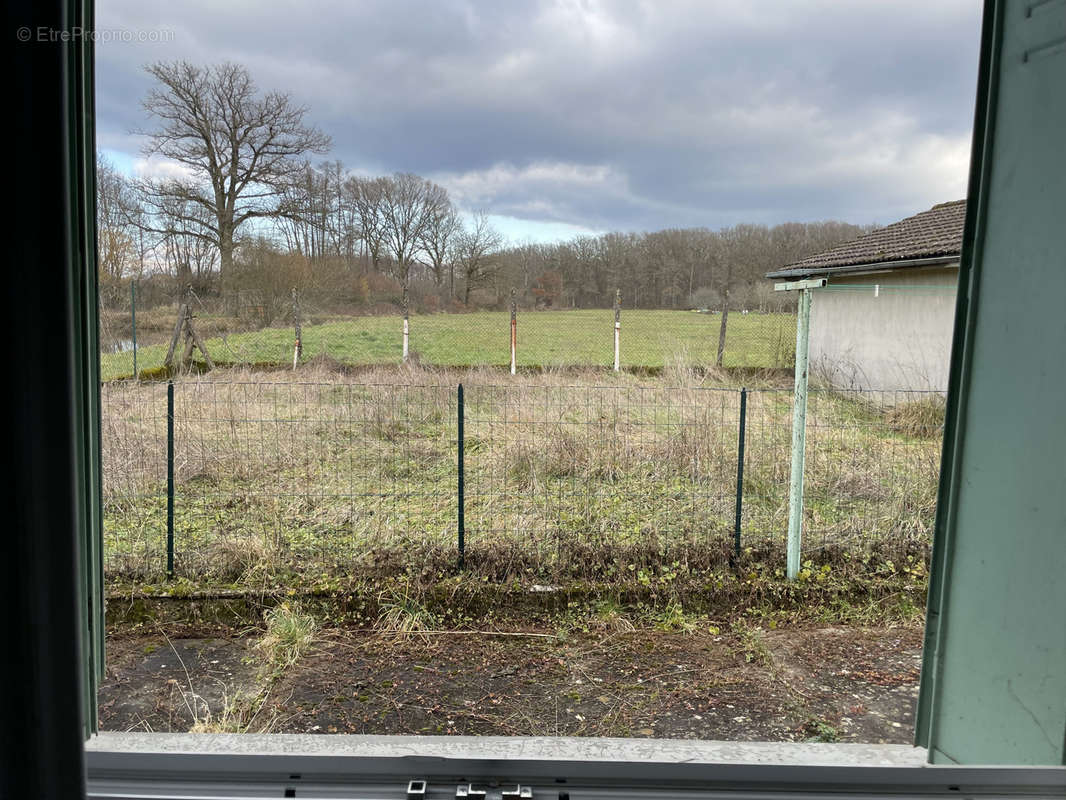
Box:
99 309 798 381
100 364 941 591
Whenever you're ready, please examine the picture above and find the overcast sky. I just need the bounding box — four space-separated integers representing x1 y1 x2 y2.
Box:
95 0 983 243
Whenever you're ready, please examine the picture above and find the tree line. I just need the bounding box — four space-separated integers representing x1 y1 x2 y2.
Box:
97 60 868 326
492 221 866 313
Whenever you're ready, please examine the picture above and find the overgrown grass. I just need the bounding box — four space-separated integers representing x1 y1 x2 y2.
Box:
885 395 946 439
258 602 318 673
374 586 440 642
101 365 942 592
99 309 797 380
183 603 316 734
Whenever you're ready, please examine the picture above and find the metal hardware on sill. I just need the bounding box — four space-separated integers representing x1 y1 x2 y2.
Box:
454 785 532 799
407 778 427 799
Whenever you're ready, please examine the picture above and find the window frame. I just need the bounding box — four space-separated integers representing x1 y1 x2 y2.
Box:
13 0 1061 793
84 734 1066 797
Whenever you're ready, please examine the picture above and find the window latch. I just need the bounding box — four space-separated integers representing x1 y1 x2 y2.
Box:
455 785 533 799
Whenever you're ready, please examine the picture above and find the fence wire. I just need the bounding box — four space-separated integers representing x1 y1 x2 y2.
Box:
101 380 942 583
98 288 797 380
463 384 738 573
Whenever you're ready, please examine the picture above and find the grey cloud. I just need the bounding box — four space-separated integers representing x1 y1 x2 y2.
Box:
95 0 982 236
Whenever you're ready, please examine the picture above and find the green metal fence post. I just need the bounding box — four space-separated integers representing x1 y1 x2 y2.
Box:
733 387 747 559
786 287 813 579
457 383 465 569
166 380 174 579
130 281 138 380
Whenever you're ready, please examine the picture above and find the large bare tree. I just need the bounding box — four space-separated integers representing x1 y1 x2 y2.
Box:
137 61 330 282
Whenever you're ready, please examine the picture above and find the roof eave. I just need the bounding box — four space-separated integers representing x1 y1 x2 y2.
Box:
765 254 959 280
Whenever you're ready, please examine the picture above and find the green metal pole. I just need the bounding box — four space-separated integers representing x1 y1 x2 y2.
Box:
130 281 138 380
733 387 747 560
457 382 465 569
786 288 812 580
167 380 174 579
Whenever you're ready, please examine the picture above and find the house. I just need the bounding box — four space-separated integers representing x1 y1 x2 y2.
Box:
766 200 964 391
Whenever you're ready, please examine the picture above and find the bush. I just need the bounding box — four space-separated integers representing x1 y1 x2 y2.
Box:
686 286 720 310
228 240 311 326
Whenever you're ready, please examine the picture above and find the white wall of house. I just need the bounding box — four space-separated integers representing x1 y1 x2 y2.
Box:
809 266 958 392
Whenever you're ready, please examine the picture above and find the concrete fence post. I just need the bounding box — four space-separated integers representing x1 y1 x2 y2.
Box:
773 277 823 580
402 285 410 363
613 289 621 372
291 287 302 369
786 286 813 579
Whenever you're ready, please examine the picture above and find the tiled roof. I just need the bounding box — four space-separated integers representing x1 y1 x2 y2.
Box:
767 200 965 278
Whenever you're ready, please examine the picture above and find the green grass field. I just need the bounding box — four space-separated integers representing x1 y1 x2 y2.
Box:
99 310 797 381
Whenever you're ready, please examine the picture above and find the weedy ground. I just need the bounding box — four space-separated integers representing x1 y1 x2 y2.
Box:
101 361 941 595
159 602 320 734
98 359 940 742
99 599 924 742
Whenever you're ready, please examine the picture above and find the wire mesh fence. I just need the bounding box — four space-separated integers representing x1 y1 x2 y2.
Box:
101 377 943 584
802 389 943 555
463 384 741 573
98 285 798 380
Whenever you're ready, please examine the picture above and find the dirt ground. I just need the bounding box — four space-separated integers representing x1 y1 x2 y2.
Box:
99 623 921 743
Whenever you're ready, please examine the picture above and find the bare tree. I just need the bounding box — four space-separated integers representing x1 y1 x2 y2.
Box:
323 161 361 268
276 160 360 274
454 211 504 305
418 199 461 293
156 192 219 284
494 221 863 313
378 173 450 293
96 154 144 282
345 175 388 272
712 224 771 366
137 61 330 282
278 162 331 262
